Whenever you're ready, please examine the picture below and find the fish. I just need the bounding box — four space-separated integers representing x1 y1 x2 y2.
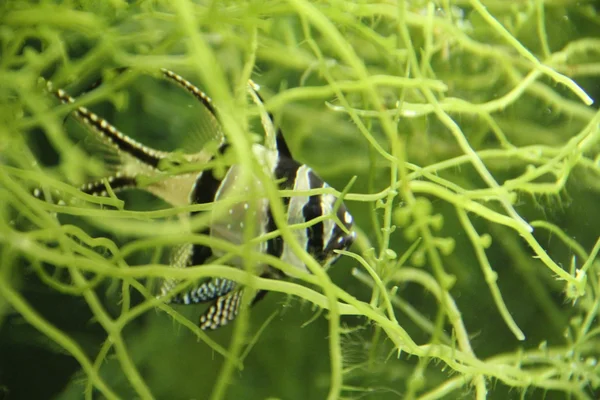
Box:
41 68 356 330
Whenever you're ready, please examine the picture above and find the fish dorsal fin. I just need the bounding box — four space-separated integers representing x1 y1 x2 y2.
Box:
46 79 194 207
246 80 292 158
158 71 291 160
45 79 169 174
159 69 224 161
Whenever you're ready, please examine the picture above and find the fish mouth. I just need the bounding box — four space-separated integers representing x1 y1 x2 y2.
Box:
322 230 356 267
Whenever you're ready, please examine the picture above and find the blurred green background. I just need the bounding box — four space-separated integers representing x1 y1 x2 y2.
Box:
1 1 600 399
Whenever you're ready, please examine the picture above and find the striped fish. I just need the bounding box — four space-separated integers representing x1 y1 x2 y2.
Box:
42 69 356 330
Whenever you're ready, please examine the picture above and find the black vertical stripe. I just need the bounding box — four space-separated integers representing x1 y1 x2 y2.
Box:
265 156 302 259
265 208 283 259
273 155 301 191
189 143 229 211
190 164 224 209
189 151 226 266
303 169 325 260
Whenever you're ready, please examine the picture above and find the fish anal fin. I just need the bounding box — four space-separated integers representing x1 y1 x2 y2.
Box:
166 277 236 305
199 289 244 330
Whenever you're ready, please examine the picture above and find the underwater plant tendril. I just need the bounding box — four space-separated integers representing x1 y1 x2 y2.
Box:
2 0 600 399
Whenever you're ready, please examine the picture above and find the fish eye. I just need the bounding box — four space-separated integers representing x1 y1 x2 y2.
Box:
343 211 353 225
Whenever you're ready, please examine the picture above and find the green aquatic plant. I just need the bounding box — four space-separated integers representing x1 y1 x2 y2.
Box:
1 0 600 399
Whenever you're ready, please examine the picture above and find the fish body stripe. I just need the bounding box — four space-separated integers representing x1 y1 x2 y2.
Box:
273 155 302 191
303 169 325 260
189 143 230 209
265 208 283 259
265 155 302 259
189 170 222 212
188 169 221 266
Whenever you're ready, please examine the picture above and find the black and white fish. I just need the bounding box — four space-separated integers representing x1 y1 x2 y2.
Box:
41 69 356 330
